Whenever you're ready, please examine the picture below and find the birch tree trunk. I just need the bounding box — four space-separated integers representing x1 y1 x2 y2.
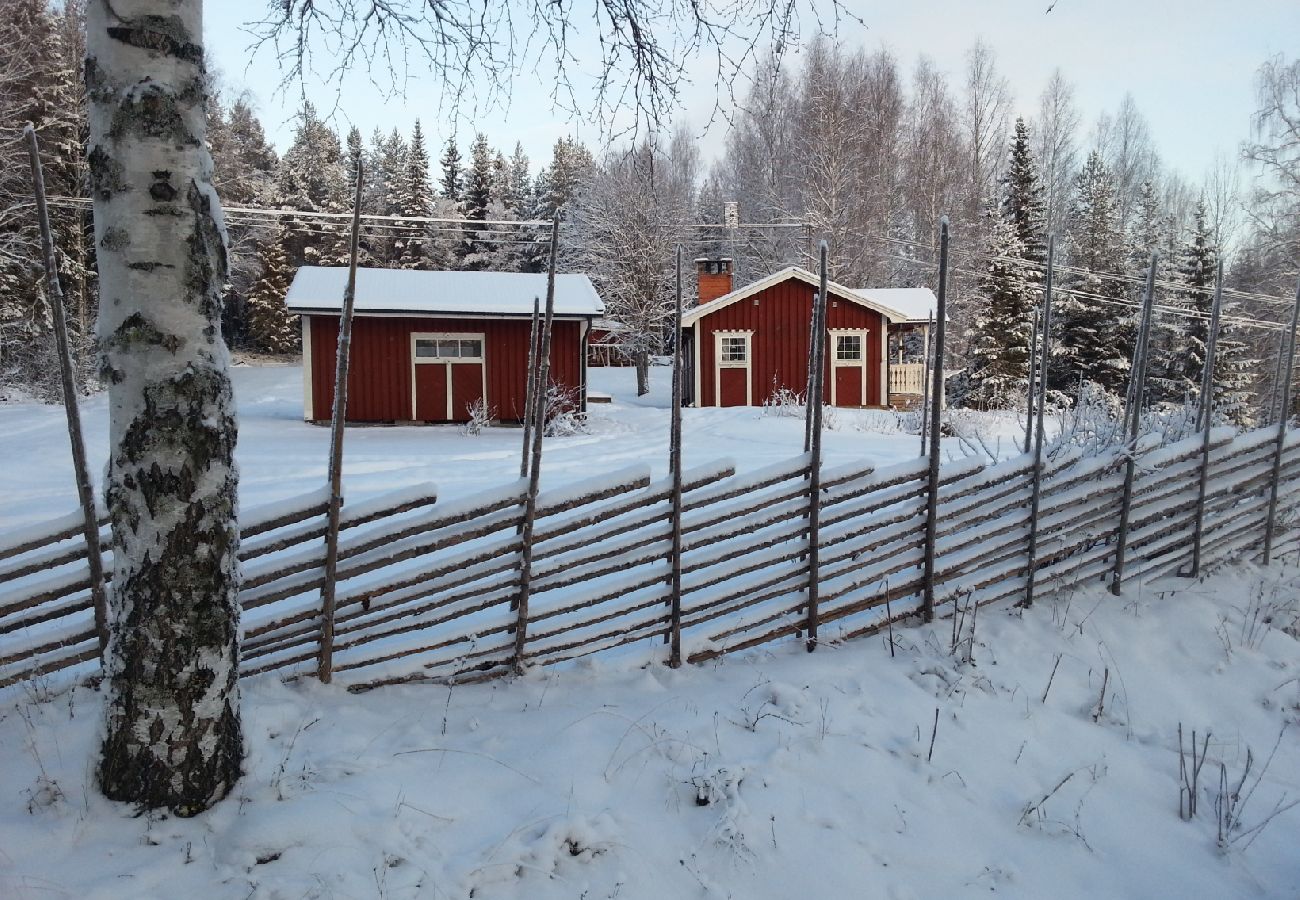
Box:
87 0 242 815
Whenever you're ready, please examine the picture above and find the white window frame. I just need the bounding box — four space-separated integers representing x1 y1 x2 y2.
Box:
713 329 753 407
409 331 488 421
828 328 869 407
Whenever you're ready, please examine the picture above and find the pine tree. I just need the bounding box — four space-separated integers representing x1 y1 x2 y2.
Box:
395 120 435 269
438 137 462 203
245 225 299 354
1057 151 1131 396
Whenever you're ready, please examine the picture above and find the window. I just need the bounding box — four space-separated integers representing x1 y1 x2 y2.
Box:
836 334 863 362
414 336 484 361
720 335 748 363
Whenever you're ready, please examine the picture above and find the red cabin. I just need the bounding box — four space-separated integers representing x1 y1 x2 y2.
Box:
286 267 603 424
679 261 937 409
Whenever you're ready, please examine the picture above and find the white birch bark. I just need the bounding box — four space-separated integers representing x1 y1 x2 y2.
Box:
86 0 242 815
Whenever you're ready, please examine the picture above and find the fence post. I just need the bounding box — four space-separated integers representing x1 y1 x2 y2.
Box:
805 241 829 651
922 219 950 623
520 298 541 479
318 161 365 683
1262 279 1300 564
513 215 560 674
668 247 685 666
919 312 934 457
1109 253 1158 596
1021 235 1055 608
1187 261 1224 577
1024 299 1039 455
25 126 108 654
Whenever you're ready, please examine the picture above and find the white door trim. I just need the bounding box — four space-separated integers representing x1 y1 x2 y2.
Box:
828 328 869 407
713 329 753 407
410 331 486 420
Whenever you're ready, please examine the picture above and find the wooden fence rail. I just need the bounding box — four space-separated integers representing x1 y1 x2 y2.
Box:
2 426 1299 692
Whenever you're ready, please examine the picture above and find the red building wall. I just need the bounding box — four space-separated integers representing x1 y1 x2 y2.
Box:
696 279 884 408
307 315 584 423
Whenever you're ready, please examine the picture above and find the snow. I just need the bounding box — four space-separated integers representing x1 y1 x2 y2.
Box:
1 363 1297 898
853 286 940 323
284 266 605 317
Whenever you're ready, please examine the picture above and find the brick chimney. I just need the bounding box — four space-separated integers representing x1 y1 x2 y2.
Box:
696 258 733 305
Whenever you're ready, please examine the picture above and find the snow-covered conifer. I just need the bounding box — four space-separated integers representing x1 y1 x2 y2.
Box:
245 225 300 354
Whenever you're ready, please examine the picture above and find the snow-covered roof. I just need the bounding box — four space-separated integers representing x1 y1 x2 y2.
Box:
851 288 938 324
285 267 604 318
681 267 916 325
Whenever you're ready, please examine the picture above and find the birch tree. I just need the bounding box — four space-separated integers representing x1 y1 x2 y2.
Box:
86 0 241 815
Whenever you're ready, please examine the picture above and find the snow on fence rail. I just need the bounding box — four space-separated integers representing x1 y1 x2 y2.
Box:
1 427 1298 691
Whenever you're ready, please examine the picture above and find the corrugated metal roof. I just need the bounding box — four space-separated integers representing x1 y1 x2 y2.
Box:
284 267 604 317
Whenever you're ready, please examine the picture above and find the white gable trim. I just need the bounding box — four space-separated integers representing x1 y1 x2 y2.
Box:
680 266 911 326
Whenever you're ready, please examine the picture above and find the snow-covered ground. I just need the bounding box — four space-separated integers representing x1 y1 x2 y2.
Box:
1 365 1297 898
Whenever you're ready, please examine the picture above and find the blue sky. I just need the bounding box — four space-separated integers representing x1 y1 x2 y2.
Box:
203 0 1298 184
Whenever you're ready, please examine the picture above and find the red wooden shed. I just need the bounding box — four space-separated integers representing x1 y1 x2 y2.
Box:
679 262 936 409
286 267 604 424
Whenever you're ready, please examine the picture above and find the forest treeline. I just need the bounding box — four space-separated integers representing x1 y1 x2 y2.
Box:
1 0 1296 420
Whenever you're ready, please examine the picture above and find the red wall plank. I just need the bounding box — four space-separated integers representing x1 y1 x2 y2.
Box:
308 315 584 423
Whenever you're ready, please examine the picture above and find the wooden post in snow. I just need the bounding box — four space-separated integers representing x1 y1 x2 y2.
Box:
317 162 364 683
1024 300 1039 455
1109 253 1158 596
513 214 560 674
520 298 541 479
25 125 108 653
919 312 934 457
1262 279 1300 564
805 241 829 652
1188 261 1224 577
921 219 950 623
1021 235 1055 608
668 247 685 666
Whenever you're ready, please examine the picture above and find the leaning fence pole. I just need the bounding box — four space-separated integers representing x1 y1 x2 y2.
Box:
805 241 829 651
520 297 541 479
513 214 560 673
25 125 108 653
317 161 365 682
919 312 934 457
1261 279 1300 564
1188 261 1224 577
1269 311 1291 424
1021 235 1055 608
804 277 823 453
1109 252 1158 596
668 247 685 666
922 219 950 623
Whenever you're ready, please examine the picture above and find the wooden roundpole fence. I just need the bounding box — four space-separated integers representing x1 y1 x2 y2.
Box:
921 219 950 623
1021 234 1055 608
1109 253 1158 596
25 125 108 653
1262 279 1300 564
513 215 560 673
805 241 829 651
1188 261 1224 577
668 247 685 666
318 162 365 682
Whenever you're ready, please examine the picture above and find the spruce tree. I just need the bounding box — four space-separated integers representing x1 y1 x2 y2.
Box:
1000 118 1047 270
460 133 497 269
1162 201 1216 405
245 225 299 354
438 137 462 203
277 101 350 268
968 212 1032 407
1057 151 1130 396
395 120 435 269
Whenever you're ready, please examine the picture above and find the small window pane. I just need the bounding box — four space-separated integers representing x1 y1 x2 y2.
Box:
415 339 437 358
837 335 862 361
721 336 747 363
436 339 460 358
459 339 482 358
